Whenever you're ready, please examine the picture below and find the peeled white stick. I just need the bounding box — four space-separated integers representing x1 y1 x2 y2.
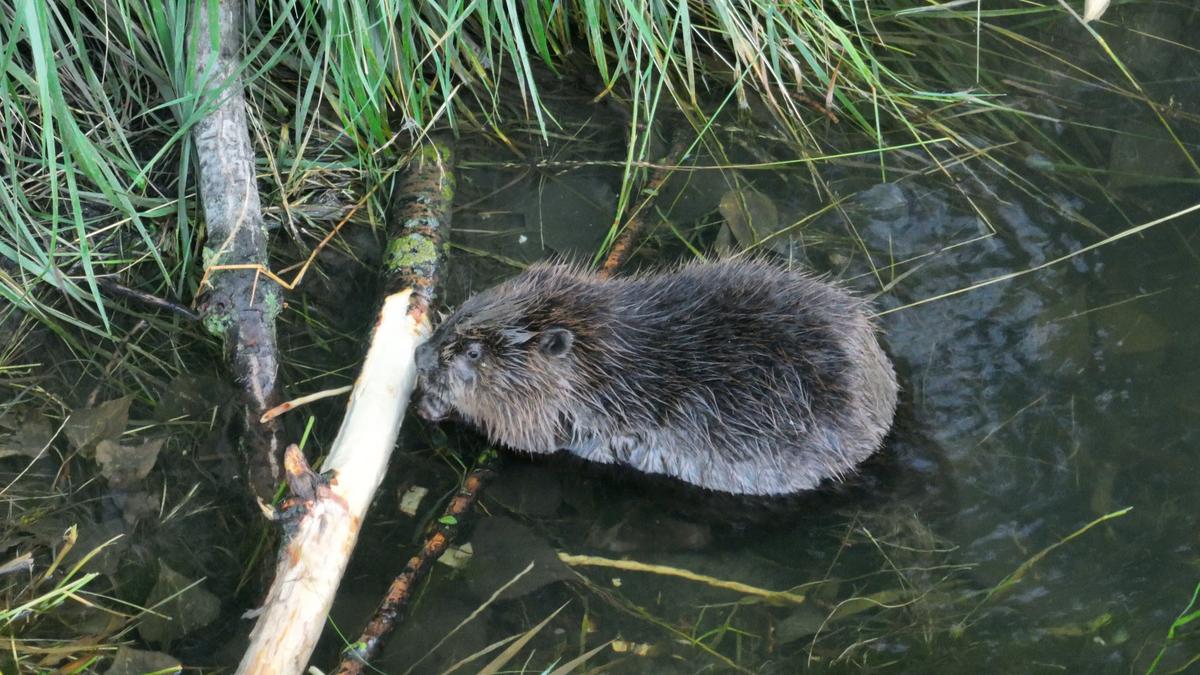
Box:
1083 0 1110 23
236 289 427 675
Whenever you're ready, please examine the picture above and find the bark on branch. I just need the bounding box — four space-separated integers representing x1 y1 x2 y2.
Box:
335 452 496 674
235 139 454 675
190 0 283 499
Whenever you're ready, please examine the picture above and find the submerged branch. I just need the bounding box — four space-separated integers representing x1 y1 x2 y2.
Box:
336 457 497 674
189 0 283 500
600 133 690 276
236 138 453 675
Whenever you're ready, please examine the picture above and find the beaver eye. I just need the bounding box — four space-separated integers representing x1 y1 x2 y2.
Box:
464 344 483 361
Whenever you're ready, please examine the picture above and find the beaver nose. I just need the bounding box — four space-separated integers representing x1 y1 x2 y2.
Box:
417 394 449 422
415 342 437 375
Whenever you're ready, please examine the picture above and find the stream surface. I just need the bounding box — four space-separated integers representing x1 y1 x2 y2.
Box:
338 133 1199 675
328 9 1200 674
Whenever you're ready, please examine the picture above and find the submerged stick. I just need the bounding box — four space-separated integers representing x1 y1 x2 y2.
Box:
599 132 690 276
189 0 283 499
236 139 453 675
336 456 497 674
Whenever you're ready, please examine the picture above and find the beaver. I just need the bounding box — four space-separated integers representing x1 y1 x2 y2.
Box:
414 258 898 496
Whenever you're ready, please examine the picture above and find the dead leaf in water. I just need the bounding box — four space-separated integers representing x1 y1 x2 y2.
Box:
718 187 780 249
1045 611 1113 637
64 396 131 454
0 417 53 459
1095 303 1168 356
776 606 828 643
155 375 233 422
60 518 127 577
524 174 616 256
138 562 221 643
466 517 574 600
826 588 916 622
488 464 563 517
108 646 181 675
96 438 164 487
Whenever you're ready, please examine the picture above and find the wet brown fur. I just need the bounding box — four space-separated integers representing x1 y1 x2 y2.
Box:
415 258 898 496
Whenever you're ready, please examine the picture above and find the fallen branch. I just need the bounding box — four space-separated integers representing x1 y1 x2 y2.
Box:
335 455 497 674
236 138 454 675
599 132 690 276
557 553 806 604
189 0 283 500
334 131 694 674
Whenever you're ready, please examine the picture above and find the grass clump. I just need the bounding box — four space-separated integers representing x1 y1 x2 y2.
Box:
0 0 1068 339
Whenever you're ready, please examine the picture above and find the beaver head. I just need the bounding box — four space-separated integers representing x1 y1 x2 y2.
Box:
414 264 599 452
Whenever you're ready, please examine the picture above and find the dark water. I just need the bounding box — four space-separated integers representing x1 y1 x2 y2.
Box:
323 8 1200 674
1 4 1196 673
383 179 1196 673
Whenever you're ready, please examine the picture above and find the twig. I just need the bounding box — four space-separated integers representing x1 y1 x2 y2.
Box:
194 187 377 295
336 458 497 674
599 133 691 276
236 138 453 675
95 277 200 321
557 553 806 604
259 385 353 423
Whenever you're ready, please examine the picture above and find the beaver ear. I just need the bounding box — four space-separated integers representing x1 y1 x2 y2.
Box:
538 327 574 357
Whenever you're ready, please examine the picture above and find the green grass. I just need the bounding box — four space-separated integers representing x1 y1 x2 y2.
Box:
4 1 1193 350
0 0 1119 343
1147 580 1200 674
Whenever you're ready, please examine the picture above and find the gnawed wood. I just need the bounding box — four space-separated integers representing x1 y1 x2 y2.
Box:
236 290 424 675
236 139 453 675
